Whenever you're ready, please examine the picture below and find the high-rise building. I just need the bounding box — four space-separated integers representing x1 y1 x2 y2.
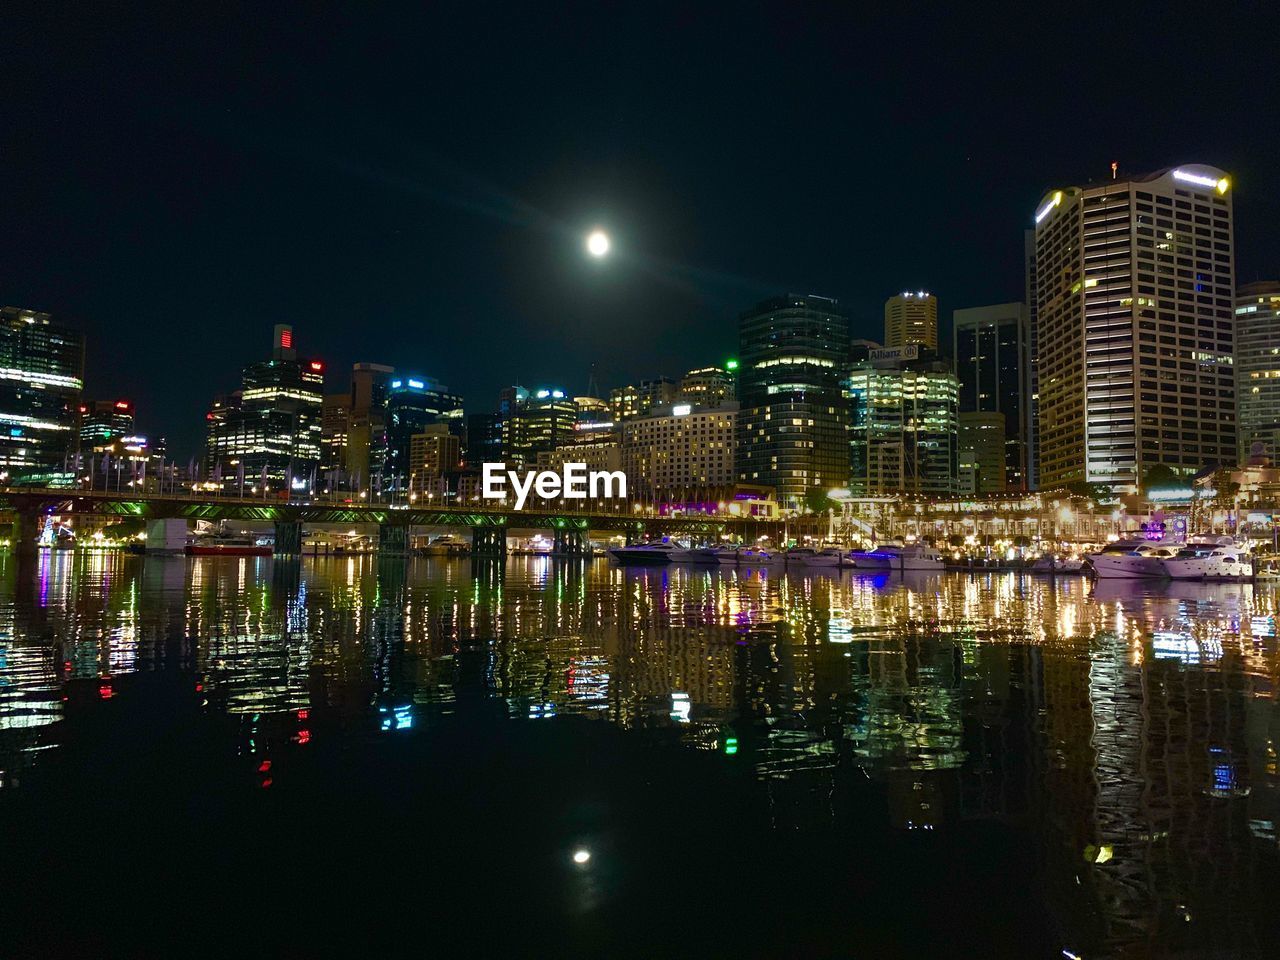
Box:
1235 280 1280 462
623 402 738 496
1033 164 1236 491
1024 229 1041 488
78 399 135 451
737 294 850 506
504 387 576 466
884 291 938 351
408 423 461 492
204 324 325 493
957 411 1007 494
383 375 463 492
320 393 349 478
345 362 395 483
845 346 958 496
953 302 1031 489
610 377 677 420
0 306 85 483
464 412 503 468
678 365 735 406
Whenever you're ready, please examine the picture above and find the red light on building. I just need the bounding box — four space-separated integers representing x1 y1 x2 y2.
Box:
309 361 323 372
280 328 293 349
115 400 131 411
78 405 88 414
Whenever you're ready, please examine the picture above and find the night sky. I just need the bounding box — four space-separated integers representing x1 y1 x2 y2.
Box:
4 3 1279 457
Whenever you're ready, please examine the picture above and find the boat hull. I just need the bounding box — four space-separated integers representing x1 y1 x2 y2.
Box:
1089 554 1167 578
608 548 673 565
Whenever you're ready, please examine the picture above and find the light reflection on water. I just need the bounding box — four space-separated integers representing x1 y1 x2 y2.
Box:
1 552 1278 955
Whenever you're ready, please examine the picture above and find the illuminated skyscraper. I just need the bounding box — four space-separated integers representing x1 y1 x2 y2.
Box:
1033 165 1236 491
383 375 463 492
78 399 135 451
504 387 576 466
204 324 325 492
845 346 958 495
953 302 1031 489
737 295 850 505
884 291 938 351
1234 280 1280 461
678 365 735 406
0 306 84 482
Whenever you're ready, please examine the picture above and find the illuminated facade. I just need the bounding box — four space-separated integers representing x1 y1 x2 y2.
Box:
78 399 135 450
953 302 1031 489
737 295 850 505
884 291 938 351
408 424 461 491
0 305 85 482
504 387 576 466
384 376 463 491
622 401 737 496
1234 280 1280 461
845 349 959 495
678 365 735 406
610 377 677 421
204 324 325 492
1033 165 1236 491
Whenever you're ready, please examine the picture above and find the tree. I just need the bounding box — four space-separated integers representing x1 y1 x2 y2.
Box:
1140 463 1181 494
1210 467 1240 507
803 487 836 515
1064 480 1111 504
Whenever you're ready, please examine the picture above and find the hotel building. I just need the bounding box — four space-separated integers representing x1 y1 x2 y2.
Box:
1032 164 1236 491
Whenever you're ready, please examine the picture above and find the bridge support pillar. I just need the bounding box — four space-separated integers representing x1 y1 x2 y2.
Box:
274 520 303 555
9 510 41 556
145 518 188 554
471 526 507 558
551 527 589 557
378 524 408 555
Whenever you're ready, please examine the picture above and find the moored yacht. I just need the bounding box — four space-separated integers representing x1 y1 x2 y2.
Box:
608 541 677 564
1087 540 1181 578
804 547 850 567
849 543 944 571
1161 538 1253 581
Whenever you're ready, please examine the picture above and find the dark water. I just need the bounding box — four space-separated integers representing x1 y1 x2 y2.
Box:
1 552 1277 958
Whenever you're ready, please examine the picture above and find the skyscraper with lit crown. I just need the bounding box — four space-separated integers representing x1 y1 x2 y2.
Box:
884 291 938 351
1032 164 1236 491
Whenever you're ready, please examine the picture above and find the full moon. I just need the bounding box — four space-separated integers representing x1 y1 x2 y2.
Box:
586 230 610 258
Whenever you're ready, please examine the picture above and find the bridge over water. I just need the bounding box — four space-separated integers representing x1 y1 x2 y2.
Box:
0 488 788 556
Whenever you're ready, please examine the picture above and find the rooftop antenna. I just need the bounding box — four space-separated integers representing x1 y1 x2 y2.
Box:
587 361 599 398
1110 161 1118 180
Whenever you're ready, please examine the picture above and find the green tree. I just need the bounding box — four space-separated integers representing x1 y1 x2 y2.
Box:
1140 463 1181 494
803 488 836 515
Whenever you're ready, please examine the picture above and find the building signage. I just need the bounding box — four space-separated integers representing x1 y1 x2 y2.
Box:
869 345 919 364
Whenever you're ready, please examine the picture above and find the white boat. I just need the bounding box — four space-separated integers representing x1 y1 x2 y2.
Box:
1030 555 1086 574
1087 540 1181 578
742 547 784 565
804 547 850 567
670 546 718 564
1161 538 1253 581
783 547 819 565
849 543 944 572
712 546 743 564
608 541 677 564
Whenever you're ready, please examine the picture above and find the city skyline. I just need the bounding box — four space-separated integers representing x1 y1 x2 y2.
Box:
4 6 1279 455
